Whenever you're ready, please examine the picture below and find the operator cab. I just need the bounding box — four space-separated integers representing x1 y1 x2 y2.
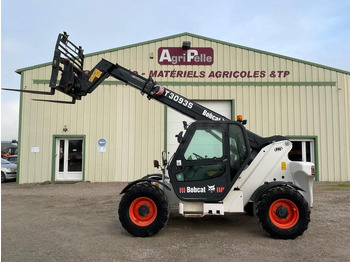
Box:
168 120 251 202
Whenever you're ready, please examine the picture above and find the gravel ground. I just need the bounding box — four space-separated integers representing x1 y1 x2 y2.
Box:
2 181 350 262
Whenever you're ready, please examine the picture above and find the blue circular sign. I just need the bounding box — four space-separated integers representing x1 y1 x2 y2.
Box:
98 138 106 146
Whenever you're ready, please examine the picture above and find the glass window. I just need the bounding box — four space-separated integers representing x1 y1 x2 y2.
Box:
1 159 11 165
7 157 17 163
184 128 223 160
306 142 311 162
68 140 83 172
176 163 226 181
289 140 314 163
59 140 65 172
229 125 249 174
289 141 302 161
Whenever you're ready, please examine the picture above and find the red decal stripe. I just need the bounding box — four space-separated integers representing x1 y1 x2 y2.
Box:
217 187 225 193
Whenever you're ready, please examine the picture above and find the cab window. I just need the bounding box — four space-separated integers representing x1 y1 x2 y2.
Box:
184 128 223 160
229 124 249 175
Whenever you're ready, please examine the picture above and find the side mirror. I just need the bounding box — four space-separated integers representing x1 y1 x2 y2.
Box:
162 151 167 166
175 131 183 143
183 121 188 130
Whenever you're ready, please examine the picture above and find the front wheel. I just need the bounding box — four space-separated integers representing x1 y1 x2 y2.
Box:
256 186 310 239
118 183 169 237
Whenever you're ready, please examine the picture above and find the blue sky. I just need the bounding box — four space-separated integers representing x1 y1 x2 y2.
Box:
1 0 350 140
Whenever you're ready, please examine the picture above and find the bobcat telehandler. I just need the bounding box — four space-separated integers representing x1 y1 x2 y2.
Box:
5 32 315 239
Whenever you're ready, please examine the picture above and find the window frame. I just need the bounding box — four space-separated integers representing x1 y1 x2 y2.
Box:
287 136 319 181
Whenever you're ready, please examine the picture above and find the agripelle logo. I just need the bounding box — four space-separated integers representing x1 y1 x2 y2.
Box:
158 47 214 65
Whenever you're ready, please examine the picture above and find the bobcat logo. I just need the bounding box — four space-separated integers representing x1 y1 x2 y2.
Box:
207 185 216 193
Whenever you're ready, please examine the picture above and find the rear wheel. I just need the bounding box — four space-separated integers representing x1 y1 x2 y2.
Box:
118 183 169 237
1 172 5 183
256 186 310 239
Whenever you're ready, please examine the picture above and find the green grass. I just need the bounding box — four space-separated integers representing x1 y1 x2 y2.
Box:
320 183 350 190
337 183 350 188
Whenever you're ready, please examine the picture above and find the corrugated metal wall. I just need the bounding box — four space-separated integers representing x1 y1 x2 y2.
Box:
18 34 350 183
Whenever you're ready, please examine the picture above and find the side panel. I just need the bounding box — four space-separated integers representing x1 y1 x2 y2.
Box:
290 162 315 207
231 141 295 206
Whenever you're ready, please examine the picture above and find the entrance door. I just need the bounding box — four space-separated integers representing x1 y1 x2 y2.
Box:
55 138 84 181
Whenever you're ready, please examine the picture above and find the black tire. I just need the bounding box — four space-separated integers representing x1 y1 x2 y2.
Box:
1 172 5 183
244 202 254 216
118 183 169 237
256 186 310 239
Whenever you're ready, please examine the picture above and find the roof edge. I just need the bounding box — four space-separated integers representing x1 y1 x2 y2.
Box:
16 32 192 73
16 32 350 75
187 32 350 75
16 61 52 74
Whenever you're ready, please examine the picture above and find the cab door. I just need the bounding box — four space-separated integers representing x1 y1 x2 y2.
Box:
169 122 229 202
168 121 250 202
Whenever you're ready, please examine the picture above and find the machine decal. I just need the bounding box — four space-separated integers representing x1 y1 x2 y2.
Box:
179 185 224 194
217 187 225 193
202 110 223 121
179 187 186 193
187 186 206 193
164 90 193 109
281 162 287 170
179 186 207 193
89 68 102 82
207 185 215 193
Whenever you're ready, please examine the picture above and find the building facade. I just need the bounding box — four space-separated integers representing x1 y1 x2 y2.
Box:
16 33 350 183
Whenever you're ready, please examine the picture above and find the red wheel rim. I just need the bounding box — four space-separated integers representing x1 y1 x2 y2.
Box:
269 199 299 229
129 197 157 227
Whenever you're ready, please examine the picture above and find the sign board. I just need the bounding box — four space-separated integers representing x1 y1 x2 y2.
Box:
158 47 214 65
98 146 106 153
98 138 106 146
31 147 40 153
